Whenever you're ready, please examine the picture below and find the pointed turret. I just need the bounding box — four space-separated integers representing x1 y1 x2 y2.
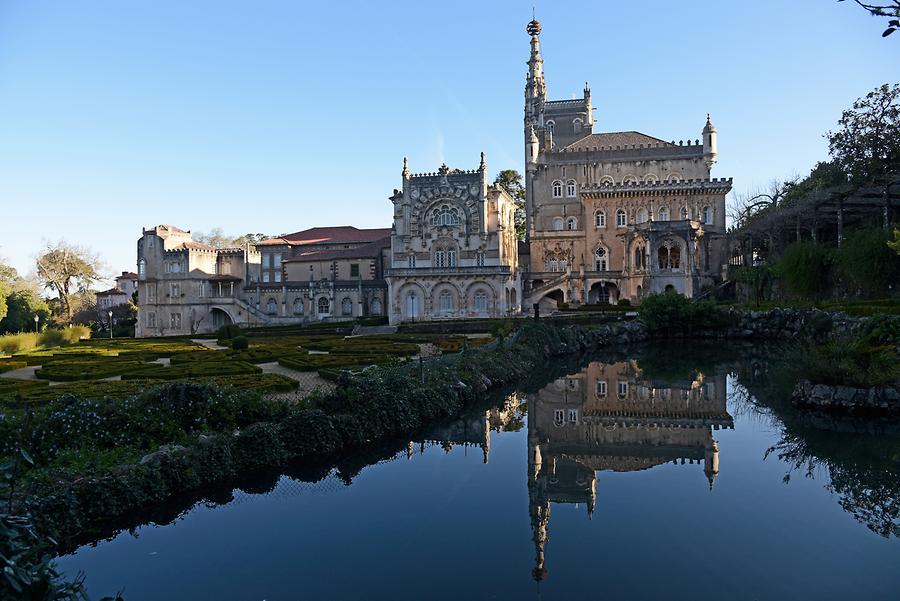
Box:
703 114 718 170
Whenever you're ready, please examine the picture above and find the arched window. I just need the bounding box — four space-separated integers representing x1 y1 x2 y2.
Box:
565 179 577 197
552 180 563 198
670 245 682 269
594 210 606 228
636 208 648 224
317 297 330 315
680 206 689 220
658 206 670 221
546 120 555 135
623 175 637 185
702 206 712 224
596 380 607 398
572 118 583 134
438 290 453 315
474 290 488 313
644 174 658 184
292 297 304 315
566 217 577 231
266 298 277 315
658 246 670 270
615 209 627 227
666 173 681 183
617 381 628 399
138 259 146 279
594 247 607 271
599 176 615 187
341 297 352 316
371 298 382 316
552 217 565 231
431 204 461 227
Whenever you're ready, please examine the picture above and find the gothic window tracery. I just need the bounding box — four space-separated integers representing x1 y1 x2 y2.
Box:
657 241 682 270
431 204 461 227
293 297 304 315
658 206 670 221
594 210 606 228
594 247 608 271
565 179 577 198
341 297 353 316
616 209 627 227
566 217 577 230
317 297 330 315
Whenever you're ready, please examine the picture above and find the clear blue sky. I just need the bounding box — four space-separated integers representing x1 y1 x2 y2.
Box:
0 0 897 279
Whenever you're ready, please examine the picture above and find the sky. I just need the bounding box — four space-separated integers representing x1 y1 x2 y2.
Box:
0 0 897 281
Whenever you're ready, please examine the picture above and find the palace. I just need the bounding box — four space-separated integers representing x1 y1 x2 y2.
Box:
527 360 732 581
522 18 731 309
133 17 731 335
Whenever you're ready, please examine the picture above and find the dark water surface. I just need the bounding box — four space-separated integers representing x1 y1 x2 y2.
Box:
58 347 900 600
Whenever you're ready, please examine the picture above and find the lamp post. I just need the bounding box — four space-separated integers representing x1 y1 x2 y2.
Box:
108 310 114 339
33 314 39 333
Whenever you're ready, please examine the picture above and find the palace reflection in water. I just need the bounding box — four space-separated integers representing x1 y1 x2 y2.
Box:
527 360 733 581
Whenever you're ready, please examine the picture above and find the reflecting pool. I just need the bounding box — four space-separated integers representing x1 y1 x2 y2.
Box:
58 347 900 600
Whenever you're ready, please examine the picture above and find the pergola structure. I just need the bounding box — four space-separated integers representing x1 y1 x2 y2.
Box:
729 177 900 267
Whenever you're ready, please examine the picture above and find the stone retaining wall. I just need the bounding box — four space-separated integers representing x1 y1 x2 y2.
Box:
791 379 900 413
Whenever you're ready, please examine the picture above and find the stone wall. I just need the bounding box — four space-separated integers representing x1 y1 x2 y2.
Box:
792 380 900 413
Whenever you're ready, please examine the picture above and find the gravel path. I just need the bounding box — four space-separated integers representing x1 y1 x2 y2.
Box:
257 361 334 402
190 338 229 351
0 365 41 381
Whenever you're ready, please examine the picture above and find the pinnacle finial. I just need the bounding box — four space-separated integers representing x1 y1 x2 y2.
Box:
479 151 486 171
402 156 409 177
527 13 542 36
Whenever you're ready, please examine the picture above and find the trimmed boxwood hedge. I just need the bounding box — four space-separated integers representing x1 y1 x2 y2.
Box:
0 359 27 373
278 353 391 371
34 360 148 382
122 361 262 381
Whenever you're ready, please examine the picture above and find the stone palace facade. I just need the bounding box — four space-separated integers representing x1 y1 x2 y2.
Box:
521 18 731 311
133 17 730 336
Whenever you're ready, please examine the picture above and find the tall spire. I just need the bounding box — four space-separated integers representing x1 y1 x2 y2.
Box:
525 15 546 103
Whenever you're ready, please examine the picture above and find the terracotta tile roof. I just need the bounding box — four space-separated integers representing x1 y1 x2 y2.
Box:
257 226 392 247
562 131 673 151
117 272 138 279
284 237 390 263
96 287 127 296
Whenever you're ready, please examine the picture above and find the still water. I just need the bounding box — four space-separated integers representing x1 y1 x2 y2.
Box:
58 347 900 600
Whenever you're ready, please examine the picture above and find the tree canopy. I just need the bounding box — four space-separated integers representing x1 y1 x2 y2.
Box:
36 241 103 323
493 169 526 241
827 83 900 184
195 228 271 249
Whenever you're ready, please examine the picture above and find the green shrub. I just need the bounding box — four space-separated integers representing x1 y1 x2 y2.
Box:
0 359 26 373
638 291 729 335
618 298 632 307
122 360 261 381
794 339 900 387
773 241 833 300
0 326 90 355
232 336 249 351
833 226 900 298
216 324 242 340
